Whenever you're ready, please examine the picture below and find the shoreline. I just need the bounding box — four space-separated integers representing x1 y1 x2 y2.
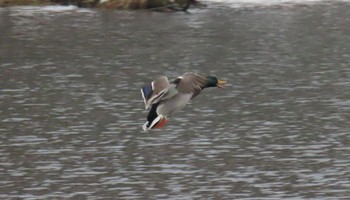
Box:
0 0 202 11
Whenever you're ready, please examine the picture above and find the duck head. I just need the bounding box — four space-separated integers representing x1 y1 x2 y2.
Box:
204 76 226 88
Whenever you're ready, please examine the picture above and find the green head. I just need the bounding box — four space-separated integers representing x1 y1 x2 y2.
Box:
204 76 226 88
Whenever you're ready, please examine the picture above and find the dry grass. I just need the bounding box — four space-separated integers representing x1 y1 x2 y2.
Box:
99 0 148 9
0 0 51 6
0 0 197 10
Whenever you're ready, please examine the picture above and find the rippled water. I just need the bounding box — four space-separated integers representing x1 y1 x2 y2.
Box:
1 1 350 199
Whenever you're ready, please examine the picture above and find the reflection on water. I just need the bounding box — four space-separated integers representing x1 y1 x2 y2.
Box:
1 1 350 199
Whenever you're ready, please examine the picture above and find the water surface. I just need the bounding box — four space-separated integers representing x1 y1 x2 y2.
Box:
1 1 350 199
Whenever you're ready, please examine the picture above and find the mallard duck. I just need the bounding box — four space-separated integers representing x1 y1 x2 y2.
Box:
141 72 226 131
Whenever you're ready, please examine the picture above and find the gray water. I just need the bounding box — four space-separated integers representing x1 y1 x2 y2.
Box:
1 1 350 199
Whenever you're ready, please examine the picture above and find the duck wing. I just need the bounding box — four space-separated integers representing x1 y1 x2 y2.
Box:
174 72 207 99
141 76 178 109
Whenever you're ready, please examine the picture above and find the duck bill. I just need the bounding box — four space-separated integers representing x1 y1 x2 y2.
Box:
216 79 226 88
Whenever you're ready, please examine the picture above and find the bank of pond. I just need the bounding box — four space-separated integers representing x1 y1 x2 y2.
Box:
0 0 203 11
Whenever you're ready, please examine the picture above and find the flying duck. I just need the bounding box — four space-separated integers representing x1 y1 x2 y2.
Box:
141 72 226 131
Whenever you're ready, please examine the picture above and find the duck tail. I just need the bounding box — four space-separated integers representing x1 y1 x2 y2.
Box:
142 103 167 131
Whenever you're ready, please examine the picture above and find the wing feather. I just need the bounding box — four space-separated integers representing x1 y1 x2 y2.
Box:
175 73 207 99
141 76 172 109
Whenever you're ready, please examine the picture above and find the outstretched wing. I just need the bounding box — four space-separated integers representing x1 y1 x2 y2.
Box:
173 72 207 99
141 76 171 109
